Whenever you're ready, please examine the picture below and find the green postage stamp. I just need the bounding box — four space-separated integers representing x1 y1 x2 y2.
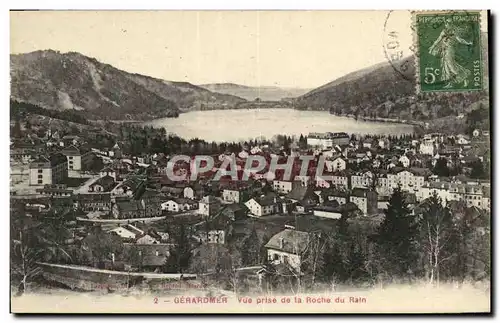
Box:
414 11 483 93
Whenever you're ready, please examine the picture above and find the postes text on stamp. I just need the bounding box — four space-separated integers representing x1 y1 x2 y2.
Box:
414 11 483 93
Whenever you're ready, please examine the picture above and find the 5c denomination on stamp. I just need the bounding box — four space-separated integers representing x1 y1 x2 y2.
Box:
414 11 483 93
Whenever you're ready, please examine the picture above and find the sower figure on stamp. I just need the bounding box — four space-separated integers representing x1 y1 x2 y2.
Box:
428 20 473 88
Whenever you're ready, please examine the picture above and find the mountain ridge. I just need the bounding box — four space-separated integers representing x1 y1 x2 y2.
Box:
10 50 247 120
199 83 310 101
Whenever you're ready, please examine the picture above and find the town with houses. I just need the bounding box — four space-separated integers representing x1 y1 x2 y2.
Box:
10 120 491 295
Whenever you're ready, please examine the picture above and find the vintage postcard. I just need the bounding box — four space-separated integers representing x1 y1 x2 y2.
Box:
9 10 491 314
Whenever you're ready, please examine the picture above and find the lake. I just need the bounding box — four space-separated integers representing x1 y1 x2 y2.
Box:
145 108 415 142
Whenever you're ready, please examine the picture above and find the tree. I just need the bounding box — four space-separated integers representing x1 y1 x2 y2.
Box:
470 160 486 179
241 227 260 266
345 242 367 283
371 187 419 279
432 157 450 177
82 228 124 269
418 194 454 285
10 205 73 295
164 224 192 273
320 241 346 285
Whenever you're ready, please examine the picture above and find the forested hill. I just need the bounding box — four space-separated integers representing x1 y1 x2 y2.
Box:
294 31 489 122
10 50 246 121
294 56 488 121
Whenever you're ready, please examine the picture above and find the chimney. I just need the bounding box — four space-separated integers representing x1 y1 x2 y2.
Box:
279 238 284 249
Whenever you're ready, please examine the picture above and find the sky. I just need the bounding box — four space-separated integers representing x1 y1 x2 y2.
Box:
9 10 486 89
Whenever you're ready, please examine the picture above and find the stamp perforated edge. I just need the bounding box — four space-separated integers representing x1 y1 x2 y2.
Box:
411 10 485 95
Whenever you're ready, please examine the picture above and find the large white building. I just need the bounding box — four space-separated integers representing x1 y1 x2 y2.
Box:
264 228 309 271
28 153 68 186
61 145 93 171
325 157 347 172
349 188 378 216
387 168 429 192
351 171 374 189
273 180 301 194
416 181 490 209
245 195 278 217
419 141 437 156
307 132 350 149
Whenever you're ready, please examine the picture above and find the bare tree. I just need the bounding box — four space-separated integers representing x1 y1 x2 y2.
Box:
419 193 453 285
11 230 43 295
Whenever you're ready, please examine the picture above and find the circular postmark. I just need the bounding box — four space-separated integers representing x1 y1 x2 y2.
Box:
383 10 482 91
382 10 415 82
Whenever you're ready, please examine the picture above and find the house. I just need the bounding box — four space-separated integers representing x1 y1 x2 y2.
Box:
456 135 470 145
183 186 195 199
113 177 146 197
112 200 143 219
107 226 138 240
286 186 319 204
161 198 197 213
378 138 390 150
313 205 343 219
161 199 181 212
77 193 112 213
29 153 68 186
320 189 349 205
331 171 349 189
399 155 410 168
198 195 221 217
100 167 117 181
313 202 359 220
264 228 310 271
307 132 350 148
135 190 163 218
362 138 374 149
35 184 73 198
419 141 436 156
123 243 172 272
351 170 374 189
88 175 116 193
377 196 391 210
197 210 235 244
61 145 94 171
222 186 249 204
349 188 378 216
325 156 347 172
245 194 279 217
61 135 83 147
272 180 301 194
136 234 161 245
387 168 430 193
10 148 35 163
286 186 319 213
213 203 246 221
315 176 332 188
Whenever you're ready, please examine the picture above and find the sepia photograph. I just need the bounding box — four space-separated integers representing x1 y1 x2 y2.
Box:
9 9 491 314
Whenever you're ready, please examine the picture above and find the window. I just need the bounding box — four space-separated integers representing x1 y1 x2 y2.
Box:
38 175 43 179
38 169 43 173
37 180 43 184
